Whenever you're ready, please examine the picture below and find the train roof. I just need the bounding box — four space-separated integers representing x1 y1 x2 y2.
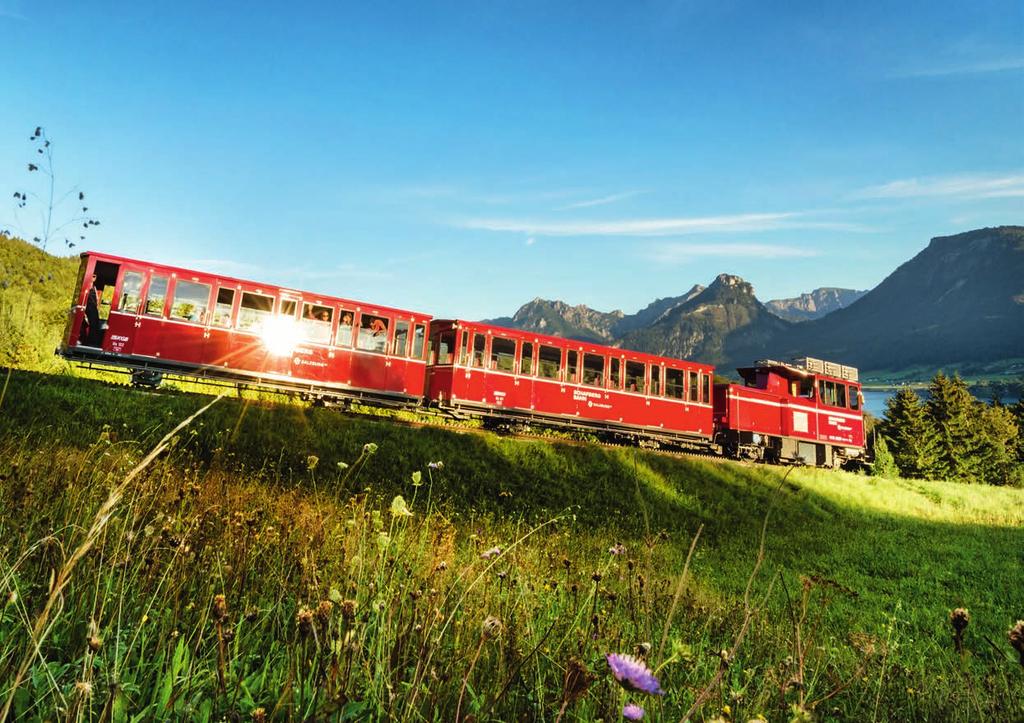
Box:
737 358 860 385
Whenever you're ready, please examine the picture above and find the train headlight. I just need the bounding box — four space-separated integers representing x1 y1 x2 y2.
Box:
260 316 300 356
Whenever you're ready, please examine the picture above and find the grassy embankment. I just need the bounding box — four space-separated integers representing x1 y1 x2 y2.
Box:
1 369 1022 721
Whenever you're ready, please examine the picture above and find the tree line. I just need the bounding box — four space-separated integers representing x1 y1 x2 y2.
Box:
874 372 1023 485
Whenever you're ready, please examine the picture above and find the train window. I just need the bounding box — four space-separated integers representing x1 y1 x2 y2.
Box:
610 359 621 389
818 380 839 406
145 275 168 316
432 330 455 364
412 324 426 359
798 377 813 397
625 361 645 393
118 271 144 313
358 314 389 352
337 309 354 347
392 320 410 355
836 383 847 408
689 371 699 402
472 334 487 368
491 336 516 372
666 368 685 399
459 332 470 365
300 303 334 344
538 345 561 380
169 280 211 323
583 354 604 387
651 365 661 396
238 292 274 331
213 287 235 327
702 373 711 404
280 300 298 318
520 342 534 374
849 385 860 410
566 350 579 383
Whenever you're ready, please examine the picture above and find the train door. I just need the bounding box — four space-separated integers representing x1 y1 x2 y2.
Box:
204 284 239 372
350 310 391 392
386 318 412 394
264 295 301 378
104 264 147 356
230 289 275 376
160 274 213 365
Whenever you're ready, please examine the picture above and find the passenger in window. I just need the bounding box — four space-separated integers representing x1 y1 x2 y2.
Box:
318 310 330 322
370 318 387 336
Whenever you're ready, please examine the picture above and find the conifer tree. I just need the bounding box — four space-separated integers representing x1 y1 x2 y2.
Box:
926 373 985 482
976 402 1022 486
869 431 899 478
881 386 937 478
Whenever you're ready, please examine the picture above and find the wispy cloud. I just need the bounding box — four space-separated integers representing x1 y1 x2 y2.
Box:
851 172 1024 200
555 190 647 211
893 57 1024 78
455 211 867 237
650 242 819 263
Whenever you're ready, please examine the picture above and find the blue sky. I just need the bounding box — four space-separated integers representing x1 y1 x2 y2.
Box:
2 1 1022 319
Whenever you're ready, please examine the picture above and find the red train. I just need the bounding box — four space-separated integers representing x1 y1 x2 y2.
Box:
59 251 866 468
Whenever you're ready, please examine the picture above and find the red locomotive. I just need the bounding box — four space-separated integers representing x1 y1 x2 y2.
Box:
59 251 865 468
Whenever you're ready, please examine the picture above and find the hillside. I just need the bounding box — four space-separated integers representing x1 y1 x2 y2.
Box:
765 287 867 322
765 226 1024 370
1 370 1022 720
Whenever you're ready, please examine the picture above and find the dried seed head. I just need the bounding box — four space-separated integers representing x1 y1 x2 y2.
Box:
316 600 334 623
75 681 93 698
481 615 503 640
296 606 314 637
562 656 595 705
950 608 970 635
251 708 267 723
1009 620 1024 664
634 641 652 658
212 594 228 623
341 599 358 621
221 626 235 643
88 635 103 652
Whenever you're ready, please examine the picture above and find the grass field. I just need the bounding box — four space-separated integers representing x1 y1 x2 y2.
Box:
1 368 1022 721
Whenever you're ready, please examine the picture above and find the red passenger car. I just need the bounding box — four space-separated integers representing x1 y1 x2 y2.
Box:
59 251 432 404
425 320 715 446
713 358 865 467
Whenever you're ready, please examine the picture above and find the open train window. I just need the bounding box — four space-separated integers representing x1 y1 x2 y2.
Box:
432 330 455 364
651 365 661 396
836 383 847 408
566 350 579 383
118 271 144 313
471 334 487 368
625 361 645 393
213 287 235 327
392 320 410 355
280 300 298 318
849 385 860 410
412 324 426 359
491 336 516 372
538 345 561 380
145 275 168 316
358 314 389 352
238 292 274 332
689 371 699 402
337 309 354 347
583 354 604 387
609 358 621 390
301 303 334 344
799 377 814 397
170 280 211 323
459 331 470 365
520 342 534 374
666 368 685 399
702 373 711 404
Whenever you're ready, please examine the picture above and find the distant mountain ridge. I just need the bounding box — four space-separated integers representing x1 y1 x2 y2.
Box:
765 287 867 322
481 226 1024 374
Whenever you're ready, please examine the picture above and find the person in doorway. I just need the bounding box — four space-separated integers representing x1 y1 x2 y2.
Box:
84 273 102 346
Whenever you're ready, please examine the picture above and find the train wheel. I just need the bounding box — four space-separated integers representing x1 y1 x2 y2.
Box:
131 369 163 389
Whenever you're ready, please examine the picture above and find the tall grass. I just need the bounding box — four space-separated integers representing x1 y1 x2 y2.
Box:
1 370 1022 720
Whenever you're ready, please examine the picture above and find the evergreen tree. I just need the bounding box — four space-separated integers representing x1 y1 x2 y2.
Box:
976 402 1023 486
881 386 937 478
926 373 986 482
869 431 899 478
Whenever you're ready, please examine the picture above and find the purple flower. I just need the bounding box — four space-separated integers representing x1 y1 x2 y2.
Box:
428 460 444 470
623 703 645 720
606 653 665 695
609 543 626 556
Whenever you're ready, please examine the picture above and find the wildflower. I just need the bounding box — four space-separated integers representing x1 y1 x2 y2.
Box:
212 594 228 623
605 653 665 695
390 495 413 517
481 615 503 639
341 599 358 621
305 455 319 471
950 608 969 653
337 461 349 471
411 470 423 486
75 681 93 698
363 442 378 455
316 600 334 623
609 543 626 556
480 546 502 560
329 587 343 604
376 531 391 550
251 708 267 723
561 657 595 706
5 590 16 607
622 703 645 720
1009 620 1024 665
428 460 444 470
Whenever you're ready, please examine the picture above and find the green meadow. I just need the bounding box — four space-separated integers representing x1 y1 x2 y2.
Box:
0 369 1022 721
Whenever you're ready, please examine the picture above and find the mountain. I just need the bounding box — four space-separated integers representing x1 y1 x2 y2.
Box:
766 287 867 322
485 298 624 343
618 274 791 365
612 284 705 335
762 226 1024 370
